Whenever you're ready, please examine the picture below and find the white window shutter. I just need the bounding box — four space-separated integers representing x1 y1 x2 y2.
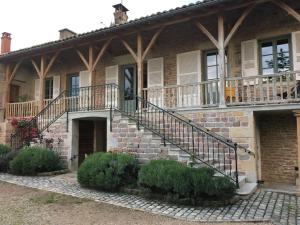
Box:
34 79 40 101
79 70 91 87
105 65 119 85
177 50 201 107
292 31 300 77
105 65 119 107
241 39 258 77
147 57 164 107
53 76 60 98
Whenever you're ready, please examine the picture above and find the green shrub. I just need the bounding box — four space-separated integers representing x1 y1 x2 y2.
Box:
138 159 236 200
0 144 19 172
77 152 139 191
9 146 64 175
0 144 11 156
0 150 19 172
205 176 236 198
138 160 193 197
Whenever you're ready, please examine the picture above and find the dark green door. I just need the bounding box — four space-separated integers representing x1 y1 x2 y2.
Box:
122 64 137 112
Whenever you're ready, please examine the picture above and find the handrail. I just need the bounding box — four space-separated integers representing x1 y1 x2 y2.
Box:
168 110 255 156
118 94 240 187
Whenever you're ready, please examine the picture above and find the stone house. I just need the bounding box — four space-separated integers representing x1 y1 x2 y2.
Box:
0 0 300 194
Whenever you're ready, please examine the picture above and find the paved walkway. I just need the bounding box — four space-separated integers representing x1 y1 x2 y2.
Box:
0 173 299 225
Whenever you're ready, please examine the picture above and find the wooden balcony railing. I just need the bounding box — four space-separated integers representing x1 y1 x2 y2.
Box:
142 79 220 109
226 71 300 105
142 71 300 109
5 71 300 118
5 100 39 118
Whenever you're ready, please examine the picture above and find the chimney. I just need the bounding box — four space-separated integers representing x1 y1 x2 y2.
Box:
113 3 129 25
1 32 11 54
59 28 76 40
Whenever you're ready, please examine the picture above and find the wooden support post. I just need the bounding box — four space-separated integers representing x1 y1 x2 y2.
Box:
39 56 46 110
137 34 143 97
218 15 226 107
31 52 60 110
121 29 164 97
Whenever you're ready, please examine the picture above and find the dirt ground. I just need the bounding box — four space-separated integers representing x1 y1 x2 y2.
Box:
0 182 272 225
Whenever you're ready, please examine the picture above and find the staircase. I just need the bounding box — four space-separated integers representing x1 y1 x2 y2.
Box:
10 83 255 191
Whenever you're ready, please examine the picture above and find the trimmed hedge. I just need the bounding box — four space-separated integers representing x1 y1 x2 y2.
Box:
0 144 11 156
9 147 64 176
138 160 236 200
0 144 18 172
77 152 139 191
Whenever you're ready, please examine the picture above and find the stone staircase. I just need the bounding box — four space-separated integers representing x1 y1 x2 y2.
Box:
112 112 257 195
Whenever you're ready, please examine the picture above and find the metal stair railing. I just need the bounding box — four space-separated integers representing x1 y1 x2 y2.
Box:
118 95 243 187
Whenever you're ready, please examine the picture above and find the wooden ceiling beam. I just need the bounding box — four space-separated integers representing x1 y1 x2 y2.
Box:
273 0 300 23
142 27 165 61
44 51 61 77
31 59 41 78
8 61 23 83
92 38 113 71
195 21 219 49
76 49 90 71
121 39 138 62
224 4 256 47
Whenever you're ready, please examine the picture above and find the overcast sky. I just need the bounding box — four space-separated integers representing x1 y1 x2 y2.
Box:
0 0 196 51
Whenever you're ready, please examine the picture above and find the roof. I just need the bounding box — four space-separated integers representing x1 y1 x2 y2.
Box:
0 0 231 61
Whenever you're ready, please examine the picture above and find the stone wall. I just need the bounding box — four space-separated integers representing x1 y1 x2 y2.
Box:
259 112 298 185
180 109 257 182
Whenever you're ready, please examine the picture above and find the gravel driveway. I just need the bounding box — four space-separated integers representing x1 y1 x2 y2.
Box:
0 182 272 225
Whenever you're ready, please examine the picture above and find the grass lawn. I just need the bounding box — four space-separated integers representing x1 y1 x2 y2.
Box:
0 181 272 225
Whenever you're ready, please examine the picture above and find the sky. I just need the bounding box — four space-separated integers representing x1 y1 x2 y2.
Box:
0 0 196 51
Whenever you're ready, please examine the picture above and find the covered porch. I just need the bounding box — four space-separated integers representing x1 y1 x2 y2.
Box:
2 0 300 119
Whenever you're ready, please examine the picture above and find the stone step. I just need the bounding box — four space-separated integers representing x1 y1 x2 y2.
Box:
237 182 258 196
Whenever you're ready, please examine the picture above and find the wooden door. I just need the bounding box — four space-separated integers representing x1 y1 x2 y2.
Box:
78 121 94 165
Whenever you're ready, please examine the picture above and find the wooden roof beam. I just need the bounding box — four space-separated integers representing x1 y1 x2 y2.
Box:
273 0 300 23
121 39 138 62
195 21 219 49
142 27 165 61
224 4 256 47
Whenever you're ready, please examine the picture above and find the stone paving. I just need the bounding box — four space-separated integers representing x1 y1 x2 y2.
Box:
0 173 299 225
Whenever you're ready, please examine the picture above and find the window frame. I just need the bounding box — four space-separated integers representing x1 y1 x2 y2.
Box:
203 49 229 81
259 35 293 75
44 78 53 100
67 74 80 97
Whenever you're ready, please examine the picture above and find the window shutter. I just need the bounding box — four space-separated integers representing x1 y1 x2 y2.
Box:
147 57 164 106
241 39 258 77
34 79 40 101
53 76 60 98
105 65 119 107
292 31 300 77
79 70 91 87
177 50 201 107
105 65 119 85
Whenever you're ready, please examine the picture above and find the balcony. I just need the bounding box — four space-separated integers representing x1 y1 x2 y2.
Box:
5 71 300 119
142 71 300 109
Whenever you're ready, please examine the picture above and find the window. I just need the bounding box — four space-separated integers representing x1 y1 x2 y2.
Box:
45 78 53 99
68 74 79 97
260 37 291 75
204 51 228 80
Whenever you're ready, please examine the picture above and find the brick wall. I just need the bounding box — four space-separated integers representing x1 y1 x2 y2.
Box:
259 113 298 185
